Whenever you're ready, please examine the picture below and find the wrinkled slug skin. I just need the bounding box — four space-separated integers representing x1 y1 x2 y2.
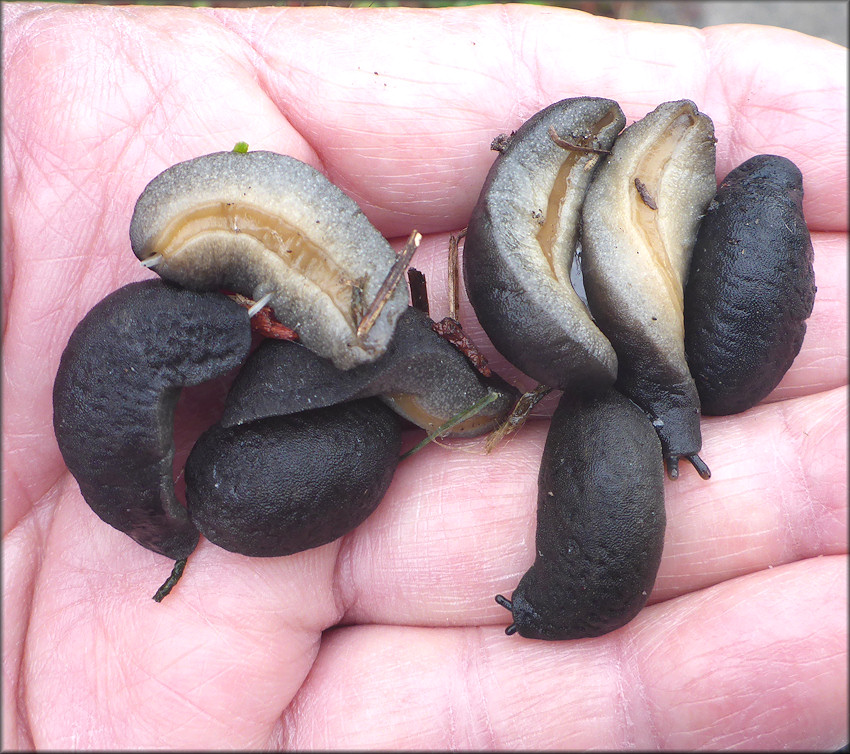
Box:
505 389 666 640
463 98 625 391
221 306 519 437
184 399 401 557
52 280 252 560
130 150 408 370
581 100 716 469
684 155 816 415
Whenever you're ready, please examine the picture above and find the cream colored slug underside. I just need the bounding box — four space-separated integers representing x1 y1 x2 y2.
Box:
146 201 359 329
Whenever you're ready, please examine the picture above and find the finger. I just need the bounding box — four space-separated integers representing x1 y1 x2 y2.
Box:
283 556 847 750
17 483 344 749
214 5 847 235
407 229 848 401
333 385 846 627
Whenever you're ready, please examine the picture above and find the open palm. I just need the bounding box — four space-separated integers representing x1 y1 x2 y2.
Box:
3 4 847 749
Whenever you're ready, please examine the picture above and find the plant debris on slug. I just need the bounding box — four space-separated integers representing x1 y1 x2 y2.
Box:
129 150 409 370
184 398 401 557
52 280 252 561
496 388 666 640
221 306 519 438
684 155 816 415
580 99 717 479
463 97 626 392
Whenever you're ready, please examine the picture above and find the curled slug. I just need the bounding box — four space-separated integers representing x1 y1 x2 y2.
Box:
221 306 519 437
463 97 625 392
129 150 409 370
684 155 816 415
52 280 251 560
496 388 666 640
580 100 716 478
184 399 401 557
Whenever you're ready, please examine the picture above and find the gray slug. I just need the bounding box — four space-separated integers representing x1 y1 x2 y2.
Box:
463 97 626 392
580 100 716 479
496 388 666 640
129 150 409 370
52 280 251 560
684 155 816 415
184 398 401 557
221 306 519 437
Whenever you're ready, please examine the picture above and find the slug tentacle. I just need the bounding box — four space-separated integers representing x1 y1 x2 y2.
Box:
130 150 409 370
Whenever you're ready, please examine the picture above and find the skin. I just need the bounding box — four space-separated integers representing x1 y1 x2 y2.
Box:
2 4 847 750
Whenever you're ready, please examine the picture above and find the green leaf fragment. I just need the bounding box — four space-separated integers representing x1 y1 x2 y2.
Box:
400 390 499 460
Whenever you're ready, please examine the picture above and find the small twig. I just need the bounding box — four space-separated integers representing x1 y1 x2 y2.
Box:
483 384 553 453
490 133 513 152
400 391 498 460
447 229 466 322
357 230 421 342
634 177 658 210
408 268 429 314
548 125 611 156
432 317 491 377
227 292 299 341
348 274 368 326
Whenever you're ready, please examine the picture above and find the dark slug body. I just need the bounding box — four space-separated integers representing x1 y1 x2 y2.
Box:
52 280 251 560
684 155 816 415
184 398 401 557
463 97 625 392
222 306 518 437
499 388 666 640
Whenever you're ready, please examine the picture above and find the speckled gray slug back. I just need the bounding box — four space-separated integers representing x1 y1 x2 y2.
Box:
581 100 716 478
130 150 409 370
463 97 625 392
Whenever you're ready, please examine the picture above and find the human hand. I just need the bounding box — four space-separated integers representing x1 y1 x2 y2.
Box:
3 3 847 749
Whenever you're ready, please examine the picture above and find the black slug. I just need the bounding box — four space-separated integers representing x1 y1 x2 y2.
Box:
221 306 519 437
129 150 409 370
463 97 625 392
496 388 666 640
52 280 252 560
581 100 716 479
684 155 816 415
184 398 401 557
